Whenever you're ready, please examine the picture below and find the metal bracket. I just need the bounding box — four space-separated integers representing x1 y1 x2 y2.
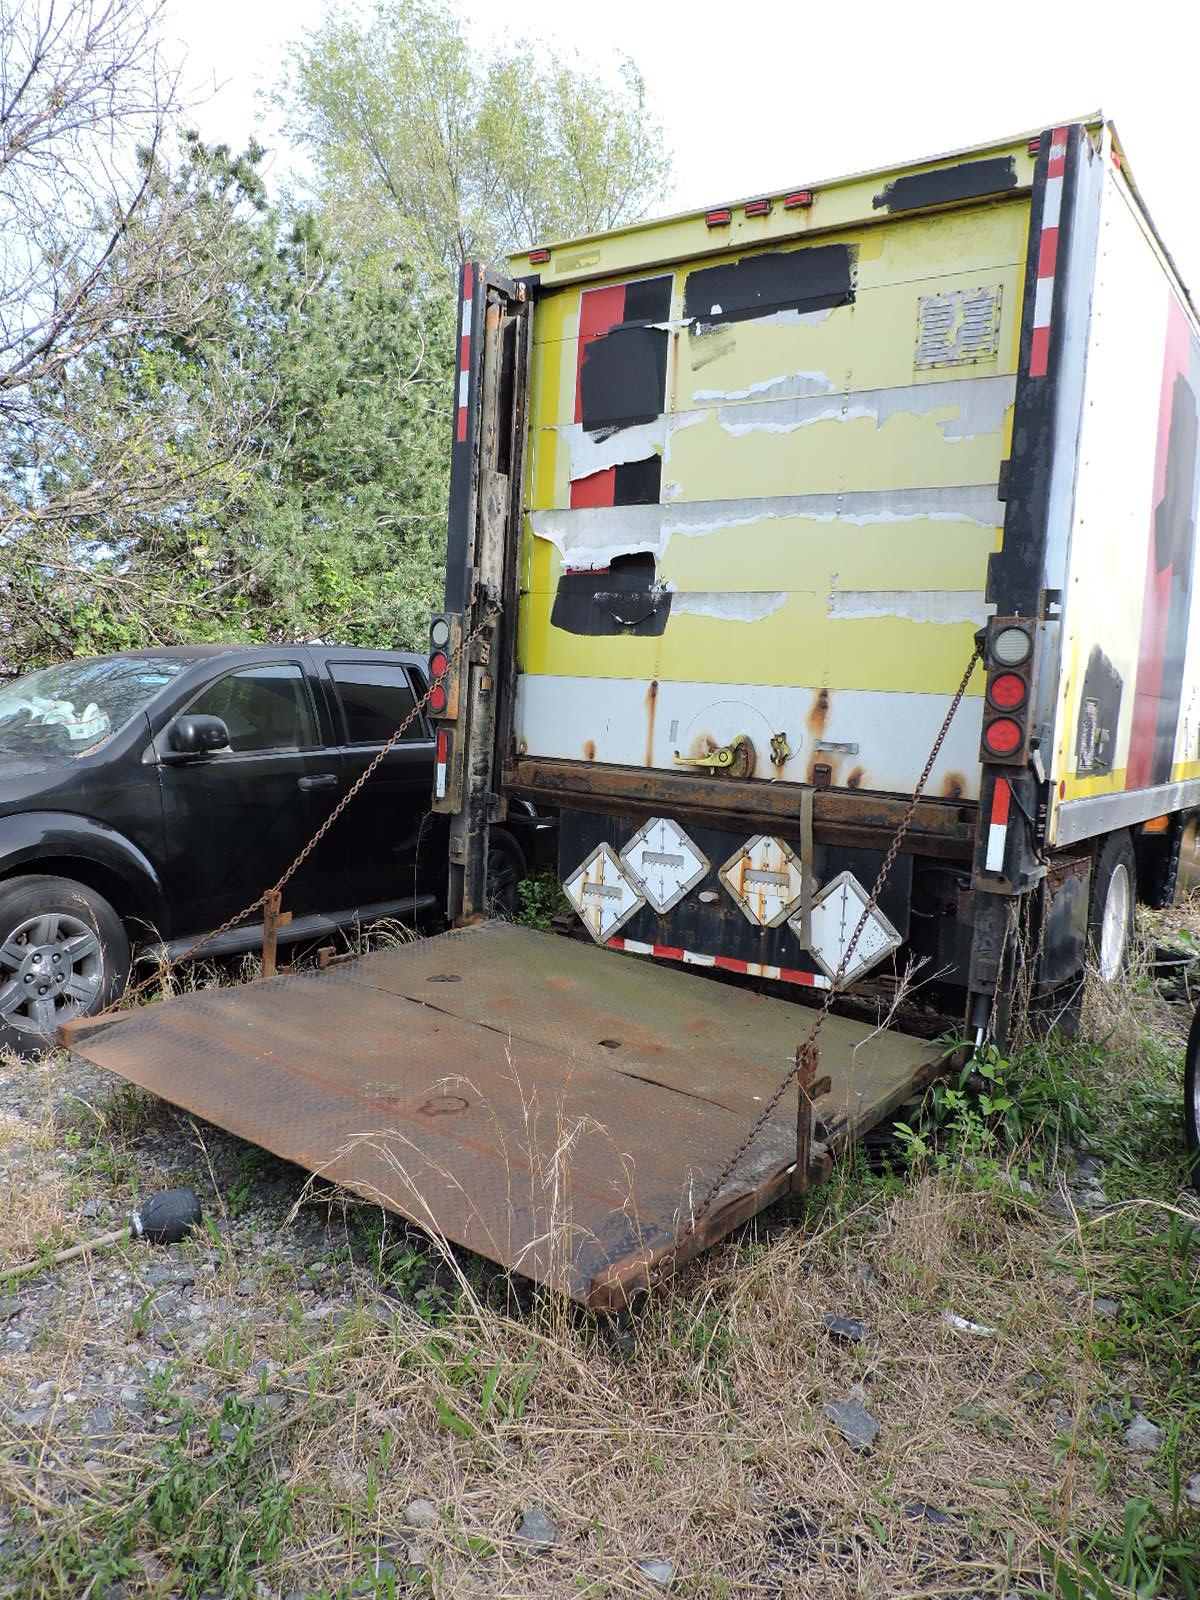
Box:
262 890 292 980
791 1043 832 1194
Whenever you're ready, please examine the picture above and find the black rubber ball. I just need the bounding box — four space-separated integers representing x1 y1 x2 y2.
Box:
130 1187 203 1245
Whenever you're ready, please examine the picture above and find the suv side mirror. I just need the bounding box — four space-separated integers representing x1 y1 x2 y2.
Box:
166 714 230 759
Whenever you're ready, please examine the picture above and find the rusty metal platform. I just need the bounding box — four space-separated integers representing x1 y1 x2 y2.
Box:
65 922 946 1306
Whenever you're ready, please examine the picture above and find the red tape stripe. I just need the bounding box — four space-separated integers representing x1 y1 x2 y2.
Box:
991 777 1012 826
606 938 829 988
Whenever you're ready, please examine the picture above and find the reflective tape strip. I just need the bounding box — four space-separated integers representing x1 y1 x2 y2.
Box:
435 731 449 799
455 264 474 443
985 777 1011 872
1029 128 1068 378
606 937 831 989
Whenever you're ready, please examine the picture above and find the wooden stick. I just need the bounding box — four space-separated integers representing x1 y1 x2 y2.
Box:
0 1226 127 1284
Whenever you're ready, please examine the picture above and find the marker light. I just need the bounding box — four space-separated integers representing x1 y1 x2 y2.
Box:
988 671 1028 711
429 650 449 680
429 684 448 715
991 625 1032 667
983 717 1023 757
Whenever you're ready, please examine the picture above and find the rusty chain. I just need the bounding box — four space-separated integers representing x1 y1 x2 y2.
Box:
85 604 500 1024
681 638 985 1241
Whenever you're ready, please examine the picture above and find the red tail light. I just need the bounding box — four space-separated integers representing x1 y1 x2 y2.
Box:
983 717 1023 757
987 671 1028 711
429 650 449 680
429 684 448 715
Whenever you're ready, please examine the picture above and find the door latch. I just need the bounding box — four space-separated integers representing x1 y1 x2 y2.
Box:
673 733 755 779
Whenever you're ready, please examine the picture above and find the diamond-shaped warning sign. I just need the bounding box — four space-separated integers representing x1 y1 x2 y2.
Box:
620 817 709 914
719 835 806 929
563 841 644 944
796 870 902 986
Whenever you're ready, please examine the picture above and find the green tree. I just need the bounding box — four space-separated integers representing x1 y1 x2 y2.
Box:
4 134 452 664
280 0 670 277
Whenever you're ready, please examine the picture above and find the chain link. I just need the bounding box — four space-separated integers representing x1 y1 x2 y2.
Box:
682 640 984 1238
89 605 499 1023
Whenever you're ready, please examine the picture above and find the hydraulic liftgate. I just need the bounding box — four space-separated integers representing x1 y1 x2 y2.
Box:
66 921 945 1306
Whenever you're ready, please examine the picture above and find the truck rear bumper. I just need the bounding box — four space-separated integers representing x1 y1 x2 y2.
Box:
65 922 948 1306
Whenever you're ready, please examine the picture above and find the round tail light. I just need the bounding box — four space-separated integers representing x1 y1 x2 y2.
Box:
429 650 449 679
988 671 1028 711
983 716 1023 757
429 684 448 715
991 625 1032 667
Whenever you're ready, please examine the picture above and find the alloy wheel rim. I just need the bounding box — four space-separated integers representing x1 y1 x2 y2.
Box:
1098 863 1130 982
0 911 104 1036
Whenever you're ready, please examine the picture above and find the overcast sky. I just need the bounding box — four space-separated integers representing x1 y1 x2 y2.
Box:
168 0 1200 291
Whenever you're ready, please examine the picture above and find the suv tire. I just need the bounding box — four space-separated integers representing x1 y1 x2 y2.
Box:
1088 831 1136 982
0 875 130 1058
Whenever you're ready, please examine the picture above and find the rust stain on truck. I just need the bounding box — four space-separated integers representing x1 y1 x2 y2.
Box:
644 678 659 767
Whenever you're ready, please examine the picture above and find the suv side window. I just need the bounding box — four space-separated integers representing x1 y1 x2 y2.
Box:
329 662 425 745
187 664 317 754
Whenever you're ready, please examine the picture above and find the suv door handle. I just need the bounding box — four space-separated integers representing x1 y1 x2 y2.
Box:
297 773 338 791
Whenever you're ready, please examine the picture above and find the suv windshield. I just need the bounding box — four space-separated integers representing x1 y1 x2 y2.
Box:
0 657 187 757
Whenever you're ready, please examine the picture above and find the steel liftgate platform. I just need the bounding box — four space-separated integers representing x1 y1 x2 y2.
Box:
65 922 946 1306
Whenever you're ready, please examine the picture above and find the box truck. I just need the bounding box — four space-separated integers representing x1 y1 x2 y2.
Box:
67 116 1200 1302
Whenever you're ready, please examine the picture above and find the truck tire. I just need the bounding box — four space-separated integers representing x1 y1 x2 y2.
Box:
486 829 526 918
1088 831 1136 982
0 875 130 1059
1184 1004 1200 1191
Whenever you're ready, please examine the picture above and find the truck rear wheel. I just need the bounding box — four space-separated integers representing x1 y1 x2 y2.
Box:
1088 831 1136 982
0 875 130 1058
1184 1005 1200 1190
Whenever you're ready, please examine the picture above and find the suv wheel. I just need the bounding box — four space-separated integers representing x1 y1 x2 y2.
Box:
0 876 130 1058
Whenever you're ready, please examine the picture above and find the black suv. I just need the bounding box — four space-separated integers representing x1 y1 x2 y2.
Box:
0 645 550 1055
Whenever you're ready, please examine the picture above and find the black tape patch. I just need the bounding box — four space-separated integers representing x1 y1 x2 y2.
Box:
580 325 669 432
683 243 855 330
613 456 661 505
874 157 1018 214
1076 646 1122 774
551 553 671 638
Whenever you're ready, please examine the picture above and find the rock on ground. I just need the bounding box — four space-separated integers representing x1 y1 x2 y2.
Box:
825 1398 879 1452
515 1507 558 1549
1124 1415 1164 1453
